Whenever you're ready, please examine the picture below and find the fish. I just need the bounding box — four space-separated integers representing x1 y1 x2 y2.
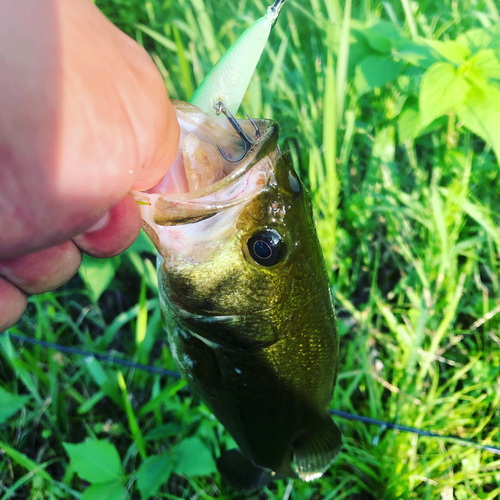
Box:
133 0 342 490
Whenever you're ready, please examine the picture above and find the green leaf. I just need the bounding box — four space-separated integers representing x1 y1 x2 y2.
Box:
81 480 125 500
361 30 391 53
398 107 421 143
172 437 217 476
136 454 174 500
360 21 402 53
370 21 403 42
348 29 373 73
79 255 121 301
469 49 500 80
144 423 183 441
397 41 439 68
354 56 404 95
84 358 122 406
398 66 425 95
419 62 470 128
456 83 500 164
457 26 500 53
462 198 500 247
0 387 30 423
0 441 53 481
63 440 124 484
425 40 471 63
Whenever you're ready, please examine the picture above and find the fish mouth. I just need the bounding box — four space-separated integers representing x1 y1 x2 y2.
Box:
133 100 280 227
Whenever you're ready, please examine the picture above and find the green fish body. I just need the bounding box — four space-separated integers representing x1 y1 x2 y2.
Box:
135 101 341 489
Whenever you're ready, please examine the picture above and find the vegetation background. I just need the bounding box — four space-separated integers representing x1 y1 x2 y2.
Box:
1 0 500 498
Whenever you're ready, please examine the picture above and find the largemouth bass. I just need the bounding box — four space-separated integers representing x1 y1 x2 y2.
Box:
133 0 341 490
134 100 341 489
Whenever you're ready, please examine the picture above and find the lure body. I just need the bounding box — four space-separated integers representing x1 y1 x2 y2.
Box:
190 0 286 117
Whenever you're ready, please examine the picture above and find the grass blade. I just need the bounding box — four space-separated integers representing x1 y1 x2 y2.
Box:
117 372 147 460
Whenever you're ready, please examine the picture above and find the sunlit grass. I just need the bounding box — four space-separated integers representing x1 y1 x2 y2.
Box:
2 0 500 498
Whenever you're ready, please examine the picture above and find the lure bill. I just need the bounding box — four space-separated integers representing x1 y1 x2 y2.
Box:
133 0 342 490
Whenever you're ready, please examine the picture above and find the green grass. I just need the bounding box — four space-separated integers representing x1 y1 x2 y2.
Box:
2 0 500 498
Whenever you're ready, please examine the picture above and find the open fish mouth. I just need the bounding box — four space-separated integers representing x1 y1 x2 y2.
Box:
133 100 280 232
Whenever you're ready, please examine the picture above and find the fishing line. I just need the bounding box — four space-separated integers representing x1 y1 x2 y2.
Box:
329 410 500 455
3 332 500 456
3 332 181 379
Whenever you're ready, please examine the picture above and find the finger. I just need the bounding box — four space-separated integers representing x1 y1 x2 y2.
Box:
130 81 180 192
0 277 28 332
73 194 142 258
0 241 82 295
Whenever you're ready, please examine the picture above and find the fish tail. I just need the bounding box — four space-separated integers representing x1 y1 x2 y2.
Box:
290 418 342 482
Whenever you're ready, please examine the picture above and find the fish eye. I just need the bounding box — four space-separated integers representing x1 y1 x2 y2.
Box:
247 230 284 267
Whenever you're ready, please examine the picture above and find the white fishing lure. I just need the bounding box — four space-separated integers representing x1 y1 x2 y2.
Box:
189 0 286 117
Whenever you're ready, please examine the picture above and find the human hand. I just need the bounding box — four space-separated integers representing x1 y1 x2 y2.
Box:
0 0 180 331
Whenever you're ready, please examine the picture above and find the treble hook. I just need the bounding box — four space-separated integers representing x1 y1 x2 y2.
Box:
214 101 260 163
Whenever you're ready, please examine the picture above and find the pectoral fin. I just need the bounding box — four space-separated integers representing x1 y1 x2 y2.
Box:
217 449 274 491
290 418 342 482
